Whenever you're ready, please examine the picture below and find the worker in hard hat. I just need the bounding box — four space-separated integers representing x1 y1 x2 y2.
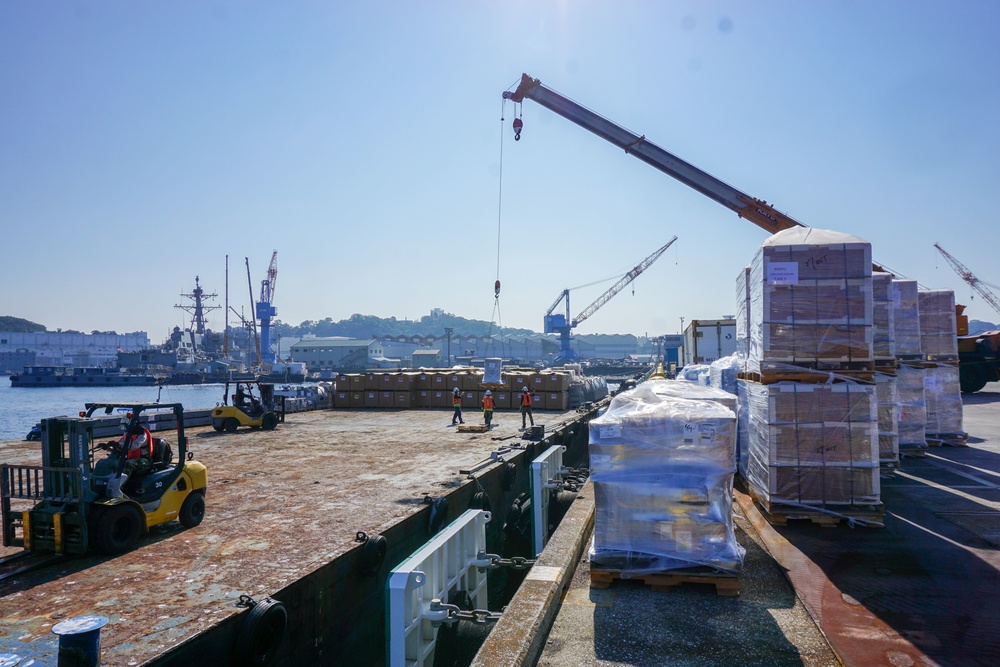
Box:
482 390 495 428
519 386 535 430
104 421 154 498
451 387 465 426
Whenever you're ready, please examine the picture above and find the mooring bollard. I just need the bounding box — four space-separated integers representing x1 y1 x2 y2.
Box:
51 615 109 667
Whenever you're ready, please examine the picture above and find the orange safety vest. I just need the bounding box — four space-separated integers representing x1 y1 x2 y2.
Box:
482 395 495 410
121 428 153 460
453 393 462 407
521 392 532 407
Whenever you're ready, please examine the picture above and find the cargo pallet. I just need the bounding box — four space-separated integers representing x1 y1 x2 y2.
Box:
590 566 739 597
457 424 491 433
899 446 928 458
738 369 874 385
926 432 969 447
750 491 884 528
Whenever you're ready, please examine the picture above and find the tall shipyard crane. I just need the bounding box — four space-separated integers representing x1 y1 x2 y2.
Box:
546 236 678 361
256 251 279 365
934 243 1000 318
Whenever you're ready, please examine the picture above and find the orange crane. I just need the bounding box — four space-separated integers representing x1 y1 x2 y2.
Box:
934 243 1000 317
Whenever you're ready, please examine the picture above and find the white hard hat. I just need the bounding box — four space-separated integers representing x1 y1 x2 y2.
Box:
453 387 460 393
521 386 529 392
485 390 491 395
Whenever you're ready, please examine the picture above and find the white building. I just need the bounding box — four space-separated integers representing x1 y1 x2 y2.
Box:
0 331 151 373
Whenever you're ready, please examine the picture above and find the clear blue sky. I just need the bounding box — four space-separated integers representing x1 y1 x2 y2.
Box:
3 1 998 342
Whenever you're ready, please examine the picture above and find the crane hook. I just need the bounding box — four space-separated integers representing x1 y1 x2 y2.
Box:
495 280 502 299
512 118 523 141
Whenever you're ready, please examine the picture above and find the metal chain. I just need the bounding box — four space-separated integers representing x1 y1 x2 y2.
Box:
476 551 536 571
428 600 503 626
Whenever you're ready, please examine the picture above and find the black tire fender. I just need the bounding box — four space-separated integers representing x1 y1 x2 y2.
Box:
235 597 288 667
356 532 387 577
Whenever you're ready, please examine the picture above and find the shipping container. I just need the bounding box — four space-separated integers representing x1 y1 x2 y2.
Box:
682 318 737 366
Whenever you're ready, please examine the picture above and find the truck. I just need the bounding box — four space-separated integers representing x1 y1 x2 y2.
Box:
682 319 737 367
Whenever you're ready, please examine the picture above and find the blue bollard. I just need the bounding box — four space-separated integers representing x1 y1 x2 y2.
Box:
51 616 109 667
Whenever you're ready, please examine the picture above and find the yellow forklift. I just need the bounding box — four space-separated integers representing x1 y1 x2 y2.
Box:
1 402 207 556
211 380 285 433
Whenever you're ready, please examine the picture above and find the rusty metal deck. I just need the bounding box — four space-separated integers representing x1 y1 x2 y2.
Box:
0 407 584 666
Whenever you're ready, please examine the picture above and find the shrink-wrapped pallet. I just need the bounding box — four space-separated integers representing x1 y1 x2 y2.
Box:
874 375 900 466
897 364 927 454
918 290 959 359
742 380 880 507
588 383 743 573
873 272 896 362
736 265 752 362
892 280 922 357
747 227 873 374
923 364 964 439
709 353 741 395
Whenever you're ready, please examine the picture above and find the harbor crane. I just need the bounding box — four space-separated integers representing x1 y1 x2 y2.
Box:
257 251 279 365
503 75 889 274
546 236 677 361
934 243 1000 318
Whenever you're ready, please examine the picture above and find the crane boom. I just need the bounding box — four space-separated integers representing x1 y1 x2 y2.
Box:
573 236 678 326
934 243 1000 317
503 74 804 235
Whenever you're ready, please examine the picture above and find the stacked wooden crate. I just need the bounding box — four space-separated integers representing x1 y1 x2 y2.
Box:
918 289 966 445
738 227 882 523
892 279 928 456
872 272 900 468
329 369 573 411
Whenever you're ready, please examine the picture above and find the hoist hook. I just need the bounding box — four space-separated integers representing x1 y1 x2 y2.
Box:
512 118 523 141
495 280 502 299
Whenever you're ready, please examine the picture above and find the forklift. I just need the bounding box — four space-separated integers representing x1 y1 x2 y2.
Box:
211 380 285 433
1 402 207 556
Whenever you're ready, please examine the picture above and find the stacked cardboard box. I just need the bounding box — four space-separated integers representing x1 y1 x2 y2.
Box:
747 227 873 374
896 364 927 455
918 290 959 360
891 280 922 358
923 364 964 439
589 383 742 573
874 375 900 467
872 272 896 364
742 381 880 507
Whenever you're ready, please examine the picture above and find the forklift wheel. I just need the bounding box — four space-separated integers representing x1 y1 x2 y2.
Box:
179 492 206 528
213 423 225 432
225 418 240 433
94 503 143 555
261 413 279 431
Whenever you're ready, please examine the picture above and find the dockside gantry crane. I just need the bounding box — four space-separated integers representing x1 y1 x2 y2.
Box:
257 251 279 365
546 236 677 361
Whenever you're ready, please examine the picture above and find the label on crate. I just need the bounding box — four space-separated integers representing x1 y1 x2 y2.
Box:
682 422 716 445
597 423 622 440
766 261 799 285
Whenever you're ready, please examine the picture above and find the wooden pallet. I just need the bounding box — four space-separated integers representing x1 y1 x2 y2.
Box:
590 567 739 597
457 424 491 433
739 369 874 385
750 490 884 528
926 433 969 447
899 446 928 458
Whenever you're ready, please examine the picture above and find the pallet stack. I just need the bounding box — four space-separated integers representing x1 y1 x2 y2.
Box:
892 279 928 457
872 272 900 468
738 227 883 524
588 382 743 581
918 289 966 445
330 369 576 411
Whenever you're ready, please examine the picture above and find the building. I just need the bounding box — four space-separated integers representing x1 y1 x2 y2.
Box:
0 331 151 374
412 349 443 367
289 338 384 372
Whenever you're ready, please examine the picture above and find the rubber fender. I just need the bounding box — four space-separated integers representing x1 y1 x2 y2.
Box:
234 597 288 667
469 491 492 512
359 533 387 577
501 462 517 491
547 490 578 532
428 497 449 534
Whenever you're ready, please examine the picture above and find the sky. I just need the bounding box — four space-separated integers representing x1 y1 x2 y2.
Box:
2 1 999 344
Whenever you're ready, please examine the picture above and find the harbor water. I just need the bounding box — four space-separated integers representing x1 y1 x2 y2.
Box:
0 381 229 441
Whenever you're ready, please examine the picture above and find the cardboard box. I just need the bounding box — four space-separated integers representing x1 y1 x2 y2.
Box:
378 391 395 408
433 391 450 408
349 392 365 408
378 373 396 391
364 373 379 391
529 373 545 391
415 373 433 390
463 372 484 391
509 373 531 391
544 391 568 411
334 391 349 408
394 391 412 409
364 391 379 408
446 373 465 392
395 373 417 391
543 372 570 391
463 390 481 409
493 391 511 410
431 373 449 390
414 390 432 408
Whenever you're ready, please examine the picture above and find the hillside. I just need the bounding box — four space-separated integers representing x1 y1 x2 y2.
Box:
0 316 46 333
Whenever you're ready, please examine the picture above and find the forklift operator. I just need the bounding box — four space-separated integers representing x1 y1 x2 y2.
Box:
102 423 155 498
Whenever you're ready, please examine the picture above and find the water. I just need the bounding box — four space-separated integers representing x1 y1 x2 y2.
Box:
0 381 229 442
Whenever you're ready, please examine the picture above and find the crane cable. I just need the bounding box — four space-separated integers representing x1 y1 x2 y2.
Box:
487 95 514 357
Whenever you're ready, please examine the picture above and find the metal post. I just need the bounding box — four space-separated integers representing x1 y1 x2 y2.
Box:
52 616 108 667
444 328 453 366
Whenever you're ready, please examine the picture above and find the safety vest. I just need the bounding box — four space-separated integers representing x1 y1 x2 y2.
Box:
482 396 495 410
453 393 462 407
521 392 532 407
121 428 153 460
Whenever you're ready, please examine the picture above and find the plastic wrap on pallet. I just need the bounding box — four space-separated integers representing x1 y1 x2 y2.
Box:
736 265 752 360
643 378 738 414
588 384 742 573
708 353 742 395
678 364 711 384
874 374 900 466
872 272 896 361
747 227 873 375
892 279 922 357
483 358 503 385
568 376 609 408
743 381 880 507
896 364 927 452
923 364 964 438
918 290 958 359
737 380 751 479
